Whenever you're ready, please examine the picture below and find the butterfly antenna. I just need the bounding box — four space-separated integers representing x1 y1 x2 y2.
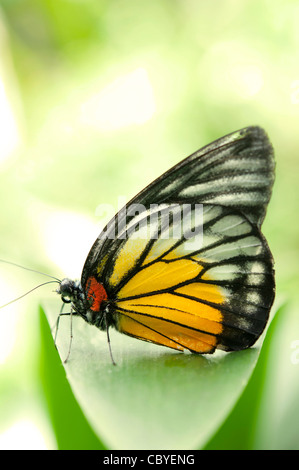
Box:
0 280 60 309
0 259 61 282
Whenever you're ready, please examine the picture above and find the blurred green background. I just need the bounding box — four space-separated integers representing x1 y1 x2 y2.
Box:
0 0 298 449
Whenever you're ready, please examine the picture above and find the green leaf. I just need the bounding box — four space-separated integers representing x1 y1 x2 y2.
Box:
204 301 285 449
42 300 261 450
251 300 299 449
39 306 106 450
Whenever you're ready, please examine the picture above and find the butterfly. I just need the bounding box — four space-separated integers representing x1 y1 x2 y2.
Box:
57 126 275 361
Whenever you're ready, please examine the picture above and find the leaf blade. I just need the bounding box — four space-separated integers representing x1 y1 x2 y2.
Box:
43 300 261 449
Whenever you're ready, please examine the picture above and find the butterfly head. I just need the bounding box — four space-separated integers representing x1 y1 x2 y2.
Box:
57 278 82 304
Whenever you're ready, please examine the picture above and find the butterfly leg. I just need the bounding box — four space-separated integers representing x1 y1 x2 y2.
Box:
102 306 116 366
52 302 74 363
53 302 66 347
63 306 74 364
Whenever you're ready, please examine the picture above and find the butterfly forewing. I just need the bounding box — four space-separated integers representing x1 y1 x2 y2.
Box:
126 126 274 226
81 126 275 354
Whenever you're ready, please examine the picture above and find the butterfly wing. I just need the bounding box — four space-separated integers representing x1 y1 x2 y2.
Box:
81 126 275 353
130 125 274 227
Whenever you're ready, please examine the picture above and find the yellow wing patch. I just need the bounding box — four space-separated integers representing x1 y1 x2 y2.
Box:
117 312 218 353
109 237 149 287
117 259 202 298
115 257 224 353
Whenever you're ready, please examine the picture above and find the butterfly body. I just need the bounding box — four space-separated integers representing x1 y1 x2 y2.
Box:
57 126 275 356
58 277 110 330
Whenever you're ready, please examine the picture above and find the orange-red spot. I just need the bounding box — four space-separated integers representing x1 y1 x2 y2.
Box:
86 276 107 312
